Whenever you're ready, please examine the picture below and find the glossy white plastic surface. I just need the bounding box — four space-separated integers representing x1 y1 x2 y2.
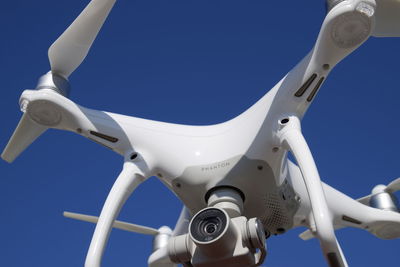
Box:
85 161 148 267
277 116 348 267
48 0 116 78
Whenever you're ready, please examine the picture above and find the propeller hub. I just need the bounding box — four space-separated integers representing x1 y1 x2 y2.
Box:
372 184 387 195
153 226 172 252
369 192 399 212
36 71 70 97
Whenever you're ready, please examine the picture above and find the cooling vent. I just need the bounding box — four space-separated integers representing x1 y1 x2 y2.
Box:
262 192 292 234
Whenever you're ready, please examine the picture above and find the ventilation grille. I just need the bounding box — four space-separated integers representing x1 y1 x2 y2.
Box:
262 192 292 234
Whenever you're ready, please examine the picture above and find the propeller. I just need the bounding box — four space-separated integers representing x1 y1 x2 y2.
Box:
63 211 160 236
1 113 47 163
48 0 116 78
2 0 116 163
382 177 400 193
372 0 400 37
357 178 400 211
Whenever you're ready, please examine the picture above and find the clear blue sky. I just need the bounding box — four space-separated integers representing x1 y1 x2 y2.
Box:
1 1 400 266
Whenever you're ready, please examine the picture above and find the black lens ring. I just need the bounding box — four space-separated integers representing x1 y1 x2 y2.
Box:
190 208 228 243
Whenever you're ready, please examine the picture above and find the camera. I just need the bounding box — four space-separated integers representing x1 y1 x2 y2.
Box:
168 206 266 266
188 207 237 258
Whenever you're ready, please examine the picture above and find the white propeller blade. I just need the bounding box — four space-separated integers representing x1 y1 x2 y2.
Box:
1 113 47 163
63 211 160 236
386 178 400 193
299 229 315 241
372 0 400 37
48 0 116 78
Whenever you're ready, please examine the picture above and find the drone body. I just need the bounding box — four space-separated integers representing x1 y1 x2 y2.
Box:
1 1 400 266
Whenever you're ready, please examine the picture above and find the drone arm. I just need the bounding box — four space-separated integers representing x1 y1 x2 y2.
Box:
269 1 375 118
85 161 148 267
301 182 400 241
12 89 136 159
277 116 347 267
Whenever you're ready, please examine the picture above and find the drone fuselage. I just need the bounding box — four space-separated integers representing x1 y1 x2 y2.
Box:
17 0 376 237
9 1 400 266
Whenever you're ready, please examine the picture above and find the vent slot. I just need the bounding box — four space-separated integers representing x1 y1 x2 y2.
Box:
294 73 317 97
307 77 325 102
342 215 362 225
89 131 118 143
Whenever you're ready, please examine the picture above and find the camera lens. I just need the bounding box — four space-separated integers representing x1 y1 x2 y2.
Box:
199 217 221 238
205 222 217 234
190 208 228 243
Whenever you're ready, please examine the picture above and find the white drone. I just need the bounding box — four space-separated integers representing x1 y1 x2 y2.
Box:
3 0 400 266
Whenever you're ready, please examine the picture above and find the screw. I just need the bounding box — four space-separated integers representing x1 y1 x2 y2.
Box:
280 118 289 124
130 153 138 160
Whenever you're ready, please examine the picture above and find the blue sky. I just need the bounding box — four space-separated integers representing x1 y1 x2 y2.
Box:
1 1 400 266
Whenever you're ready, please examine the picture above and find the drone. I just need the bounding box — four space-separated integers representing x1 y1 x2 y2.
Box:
2 0 400 266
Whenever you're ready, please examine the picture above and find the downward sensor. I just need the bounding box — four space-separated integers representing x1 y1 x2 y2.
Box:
330 3 374 48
